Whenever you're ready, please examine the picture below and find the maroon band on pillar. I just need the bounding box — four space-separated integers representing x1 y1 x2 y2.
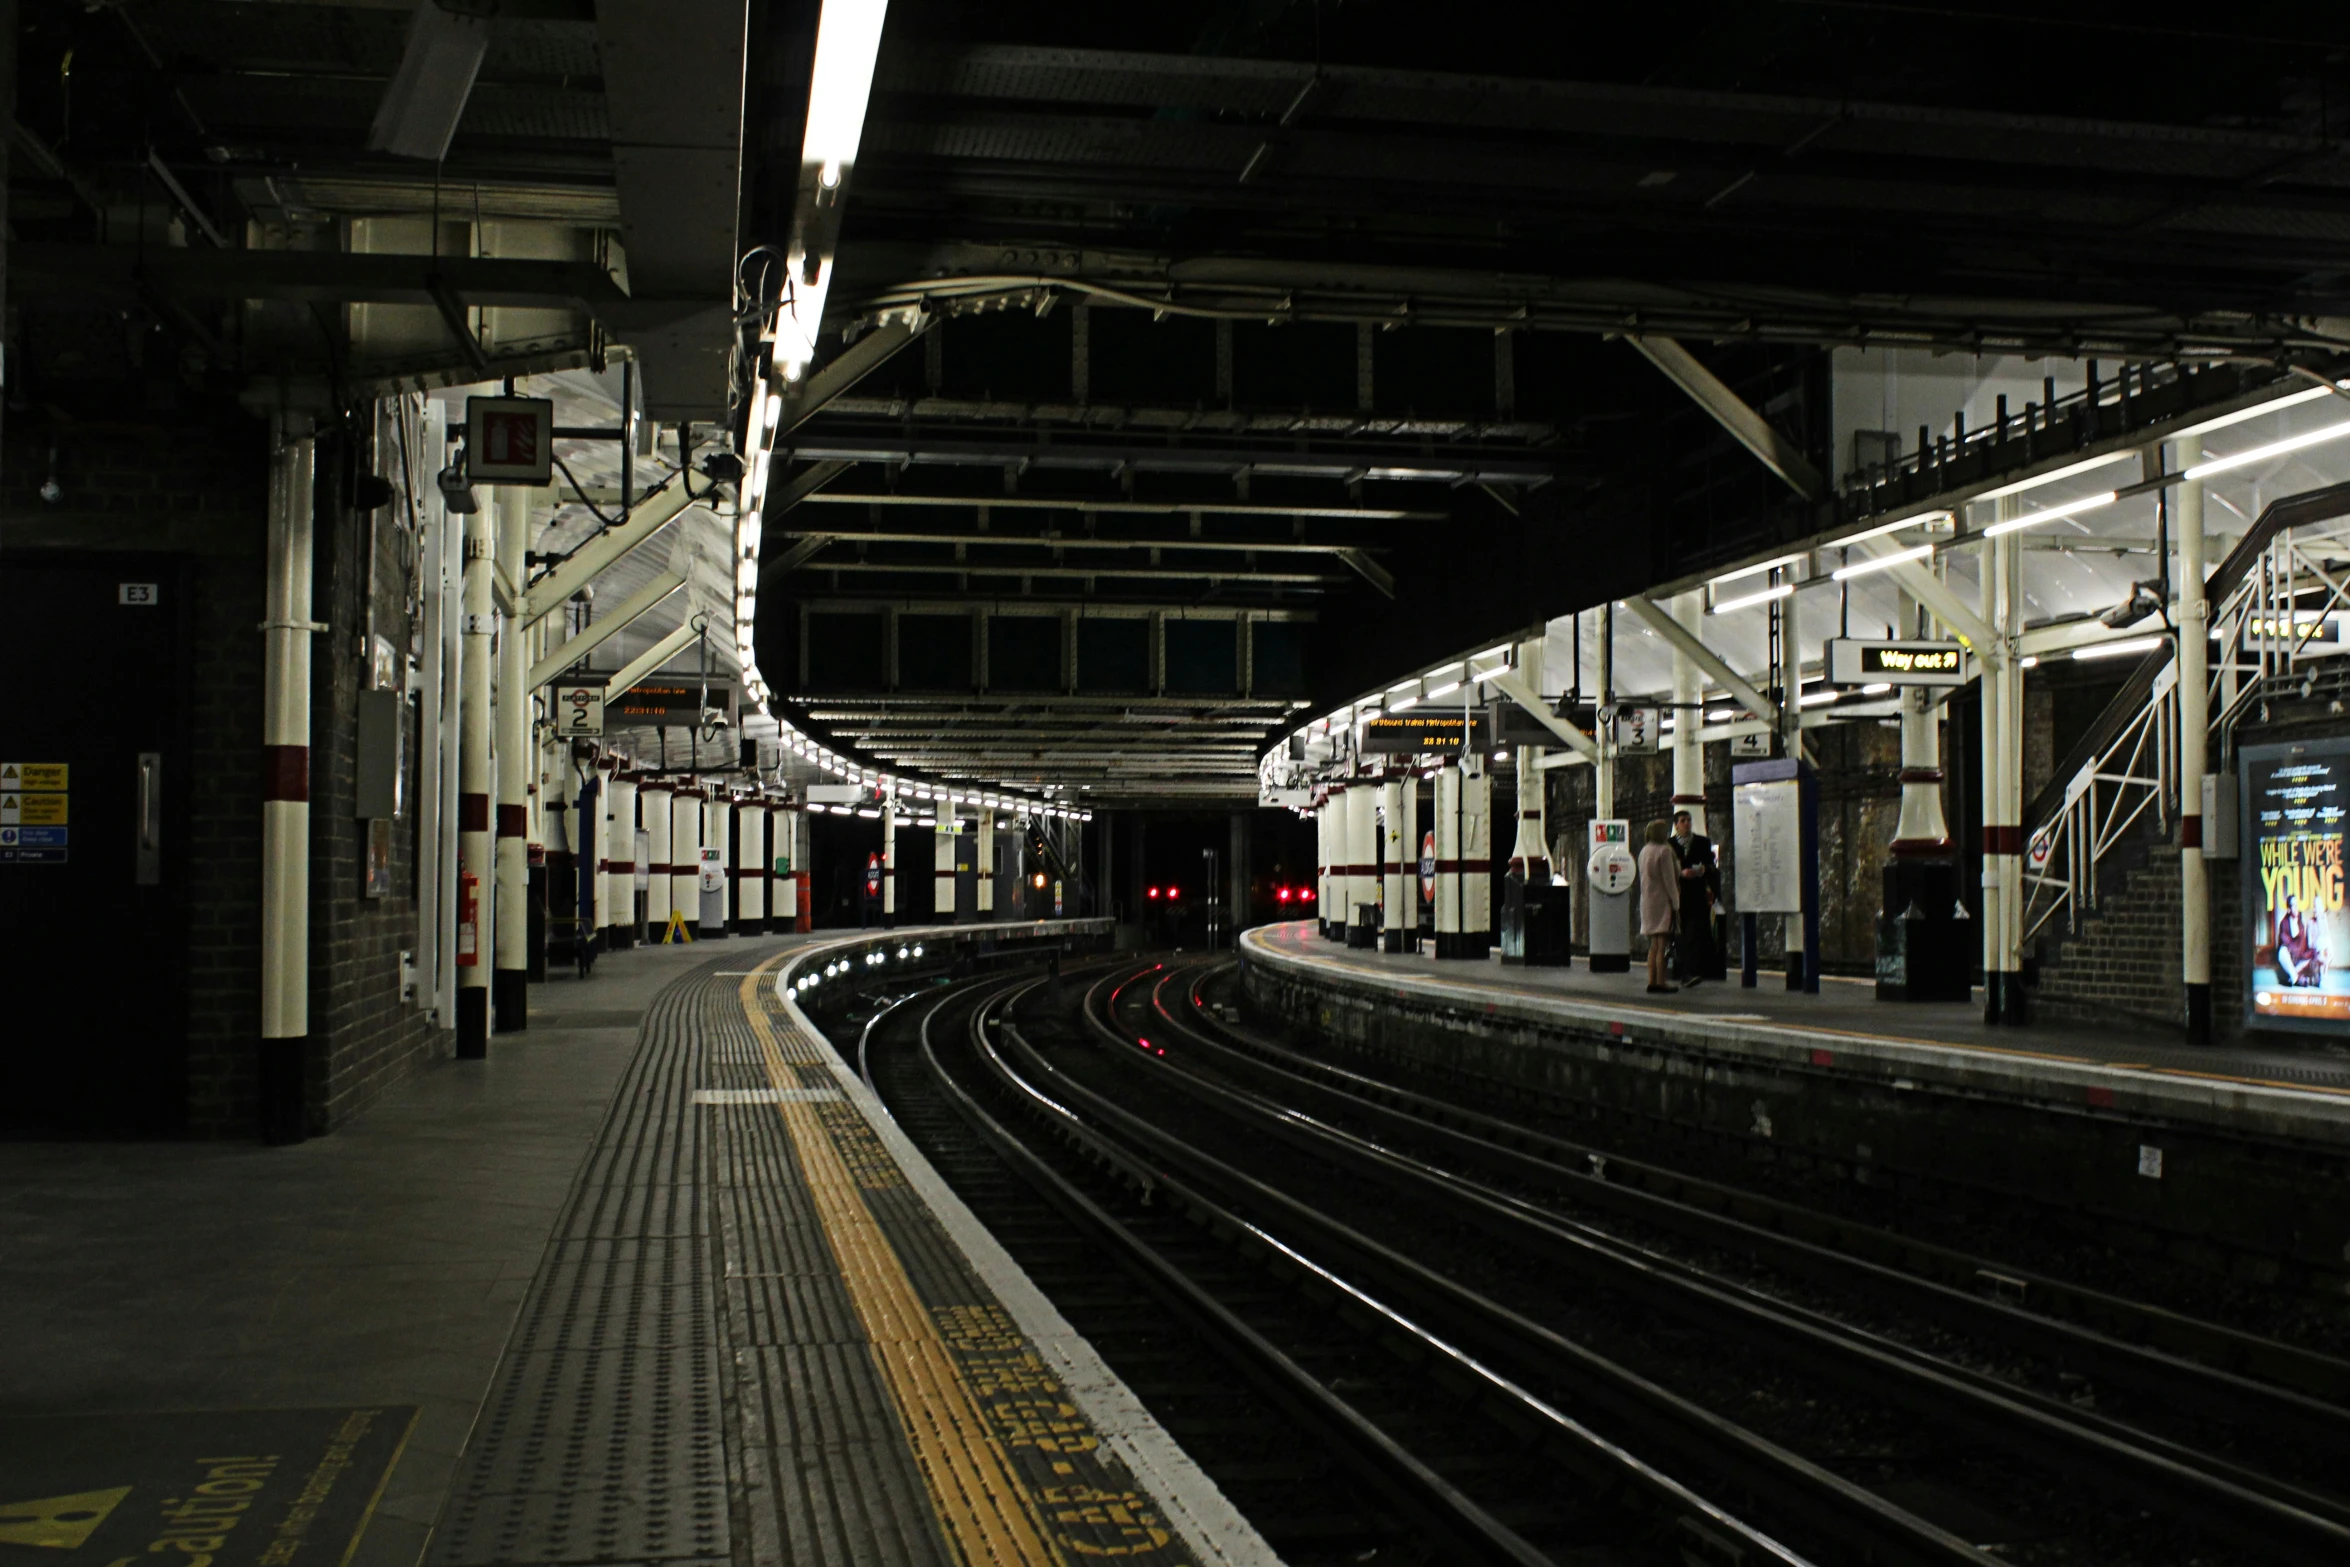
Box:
261 744 309 803
2180 815 2203 849
497 804 527 837
460 792 490 832
1982 824 2025 855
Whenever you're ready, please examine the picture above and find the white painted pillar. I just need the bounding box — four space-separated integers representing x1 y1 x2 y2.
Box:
1891 588 1952 852
1671 590 1706 832
1345 779 1377 944
607 772 640 946
493 489 530 1032
935 805 960 922
878 791 896 923
642 780 673 933
1400 769 1420 935
589 756 613 953
1433 766 1462 954
1596 604 1617 821
1380 776 1407 950
670 786 703 938
1511 634 1549 879
1778 572 1805 982
741 797 768 934
1980 507 2025 1022
259 425 317 1140
703 793 731 937
2176 435 2212 1040
1316 799 1336 936
1460 757 1493 952
456 479 496 1058
977 807 997 920
769 802 797 926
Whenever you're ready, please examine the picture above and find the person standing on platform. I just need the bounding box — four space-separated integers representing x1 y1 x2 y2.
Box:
1671 809 1719 986
1637 819 1680 994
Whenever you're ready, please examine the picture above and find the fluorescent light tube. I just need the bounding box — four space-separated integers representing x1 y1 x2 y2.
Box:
1710 581 1793 614
2073 635 2165 661
1832 543 1934 581
2185 416 2350 480
1980 490 2118 538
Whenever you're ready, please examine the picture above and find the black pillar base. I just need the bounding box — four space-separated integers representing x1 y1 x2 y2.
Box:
1785 951 1806 990
494 968 528 1033
258 1036 307 1145
457 987 488 1059
1381 929 1417 954
526 864 548 982
698 922 730 940
2186 981 2212 1044
2001 971 2027 1026
1434 930 1494 960
1587 952 1631 973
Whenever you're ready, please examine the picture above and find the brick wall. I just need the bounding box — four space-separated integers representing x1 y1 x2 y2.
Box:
2032 840 2184 1030
185 552 266 1135
306 422 447 1132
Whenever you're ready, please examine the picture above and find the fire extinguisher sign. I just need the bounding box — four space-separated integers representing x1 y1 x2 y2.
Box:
457 871 481 965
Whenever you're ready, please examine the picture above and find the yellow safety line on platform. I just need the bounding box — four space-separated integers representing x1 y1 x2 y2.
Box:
1267 929 2350 1101
737 955 1063 1567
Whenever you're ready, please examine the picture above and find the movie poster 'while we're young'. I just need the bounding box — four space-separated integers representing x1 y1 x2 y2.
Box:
2250 749 2350 1024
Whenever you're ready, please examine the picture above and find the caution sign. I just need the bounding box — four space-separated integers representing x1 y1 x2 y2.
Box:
0 1407 415 1567
0 762 67 792
2 794 68 826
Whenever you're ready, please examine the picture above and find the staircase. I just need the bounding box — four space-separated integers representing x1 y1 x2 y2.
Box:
2029 823 2181 1030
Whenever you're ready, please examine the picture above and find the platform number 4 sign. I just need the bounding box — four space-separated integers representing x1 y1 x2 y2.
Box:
557 684 604 737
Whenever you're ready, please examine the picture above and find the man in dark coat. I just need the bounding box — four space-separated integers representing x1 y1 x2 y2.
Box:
1670 809 1720 984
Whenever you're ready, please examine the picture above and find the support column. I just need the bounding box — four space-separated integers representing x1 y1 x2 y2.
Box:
2000 531 2026 1023
1776 571 1805 988
608 771 640 946
1345 779 1377 947
1229 810 1250 945
935 806 960 923
669 785 703 939
493 493 530 1031
1399 770 1419 935
259 424 317 1141
1509 634 1550 881
1596 605 1618 822
589 756 614 955
1317 798 1336 936
2176 435 2212 1041
455 473 496 1058
882 790 899 925
1380 776 1409 951
1460 757 1493 956
976 807 997 920
736 795 766 935
642 779 673 936
1980 508 2026 1023
1434 764 1464 956
1671 590 1705 832
702 793 731 938
769 800 796 929
526 615 548 984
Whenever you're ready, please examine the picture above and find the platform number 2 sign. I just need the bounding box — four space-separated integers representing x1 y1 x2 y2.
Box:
557 685 604 737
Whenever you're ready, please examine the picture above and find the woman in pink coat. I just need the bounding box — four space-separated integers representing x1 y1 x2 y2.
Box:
1636 819 1680 993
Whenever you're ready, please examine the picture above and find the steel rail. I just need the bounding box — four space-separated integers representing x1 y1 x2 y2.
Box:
1054 969 1988 1567
1104 966 2350 1563
1175 959 2350 1414
908 976 1563 1567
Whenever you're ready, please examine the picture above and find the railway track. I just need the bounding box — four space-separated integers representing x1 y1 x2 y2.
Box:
803 953 2350 1565
1090 957 2350 1565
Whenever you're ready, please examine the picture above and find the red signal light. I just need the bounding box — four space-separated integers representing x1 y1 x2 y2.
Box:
1277 887 1292 902
1301 888 1315 902
1147 886 1161 900
1168 886 1181 899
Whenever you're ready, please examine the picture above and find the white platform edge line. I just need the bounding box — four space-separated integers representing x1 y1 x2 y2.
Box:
775 929 1288 1567
1241 925 2350 1133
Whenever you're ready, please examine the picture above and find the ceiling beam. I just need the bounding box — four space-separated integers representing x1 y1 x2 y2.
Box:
1621 336 1828 503
792 492 1447 521
527 570 686 688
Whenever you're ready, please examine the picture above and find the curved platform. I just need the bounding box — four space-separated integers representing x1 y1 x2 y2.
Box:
0 921 1274 1567
1241 919 2350 1294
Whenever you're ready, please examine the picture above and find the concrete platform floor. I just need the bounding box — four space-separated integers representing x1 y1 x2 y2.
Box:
0 933 807 1567
1261 922 2350 1091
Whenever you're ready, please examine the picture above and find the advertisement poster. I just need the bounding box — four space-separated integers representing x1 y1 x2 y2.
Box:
2244 740 2350 1030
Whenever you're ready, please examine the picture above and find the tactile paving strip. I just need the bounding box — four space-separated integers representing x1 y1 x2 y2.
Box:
429 973 729 1567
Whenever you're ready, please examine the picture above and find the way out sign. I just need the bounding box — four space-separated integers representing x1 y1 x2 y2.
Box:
556 683 604 737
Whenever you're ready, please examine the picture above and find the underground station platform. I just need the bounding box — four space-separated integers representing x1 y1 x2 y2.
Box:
0 920 1273 1567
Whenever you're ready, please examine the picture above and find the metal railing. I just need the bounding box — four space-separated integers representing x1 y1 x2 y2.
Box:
2021 499 2350 944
